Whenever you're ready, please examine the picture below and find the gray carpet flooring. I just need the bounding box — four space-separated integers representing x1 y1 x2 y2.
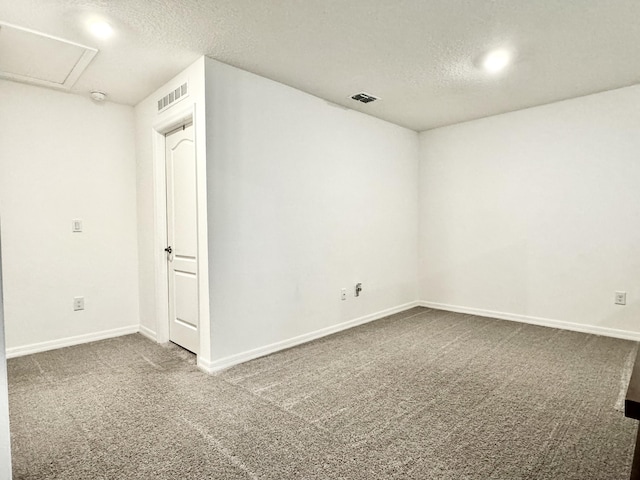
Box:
7 307 638 479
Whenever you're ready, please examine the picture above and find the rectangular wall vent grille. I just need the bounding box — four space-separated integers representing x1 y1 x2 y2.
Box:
350 92 379 104
157 82 188 113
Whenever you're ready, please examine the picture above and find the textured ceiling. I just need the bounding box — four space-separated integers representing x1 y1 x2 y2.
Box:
1 0 639 131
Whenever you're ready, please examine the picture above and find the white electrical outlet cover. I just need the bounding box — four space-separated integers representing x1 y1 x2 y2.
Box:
73 296 85 310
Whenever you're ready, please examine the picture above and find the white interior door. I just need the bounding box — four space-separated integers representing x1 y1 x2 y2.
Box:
165 123 199 354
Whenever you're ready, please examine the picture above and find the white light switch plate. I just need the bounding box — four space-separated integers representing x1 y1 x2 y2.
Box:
72 219 83 232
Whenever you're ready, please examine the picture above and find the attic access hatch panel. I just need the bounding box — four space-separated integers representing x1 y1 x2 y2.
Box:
0 22 97 90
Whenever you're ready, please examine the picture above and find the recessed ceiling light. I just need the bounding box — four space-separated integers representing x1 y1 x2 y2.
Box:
88 20 113 40
482 49 511 73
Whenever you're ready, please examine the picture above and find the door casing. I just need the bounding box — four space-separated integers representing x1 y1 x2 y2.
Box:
150 103 210 365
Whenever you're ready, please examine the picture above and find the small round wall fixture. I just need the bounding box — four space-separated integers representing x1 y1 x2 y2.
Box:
90 91 107 102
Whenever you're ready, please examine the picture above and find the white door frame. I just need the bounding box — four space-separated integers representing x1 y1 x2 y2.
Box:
151 104 197 347
151 99 212 370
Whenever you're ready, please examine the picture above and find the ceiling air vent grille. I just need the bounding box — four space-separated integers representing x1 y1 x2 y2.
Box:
157 82 188 113
350 92 379 104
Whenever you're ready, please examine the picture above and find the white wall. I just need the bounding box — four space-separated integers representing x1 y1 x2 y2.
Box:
204 59 419 367
0 226 12 478
0 81 140 355
419 84 640 336
134 57 211 362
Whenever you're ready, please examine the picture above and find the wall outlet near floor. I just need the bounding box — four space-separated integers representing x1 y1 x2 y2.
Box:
73 296 85 311
615 291 627 305
355 282 363 297
341 288 347 301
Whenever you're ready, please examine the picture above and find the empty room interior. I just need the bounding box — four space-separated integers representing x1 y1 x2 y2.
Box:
2 1 640 478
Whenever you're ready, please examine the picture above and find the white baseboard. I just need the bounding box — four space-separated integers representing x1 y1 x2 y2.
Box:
200 301 421 374
138 325 157 342
6 325 140 358
196 356 215 374
419 301 640 342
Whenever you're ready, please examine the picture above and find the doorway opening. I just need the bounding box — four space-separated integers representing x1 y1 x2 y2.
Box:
150 105 203 357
